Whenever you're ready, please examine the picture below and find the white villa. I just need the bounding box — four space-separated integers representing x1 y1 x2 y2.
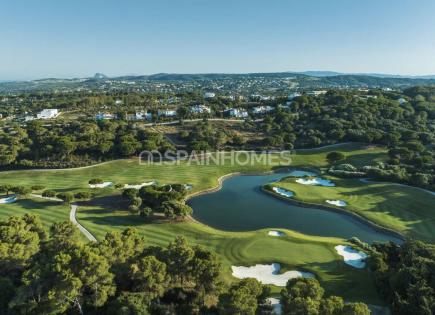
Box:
96 112 116 120
307 90 327 96
251 105 274 114
158 109 177 117
135 111 152 120
226 108 249 118
37 109 59 119
189 104 211 114
398 98 407 105
288 92 301 100
250 94 273 101
204 92 216 98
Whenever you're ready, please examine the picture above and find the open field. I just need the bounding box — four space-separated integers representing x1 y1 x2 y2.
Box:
273 176 435 242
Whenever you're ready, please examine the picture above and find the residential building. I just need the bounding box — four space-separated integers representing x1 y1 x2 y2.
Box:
306 90 327 96
398 98 407 105
37 108 59 119
288 92 301 100
158 109 177 117
204 92 216 98
189 104 211 114
225 108 248 118
251 105 274 114
135 111 152 120
96 112 116 120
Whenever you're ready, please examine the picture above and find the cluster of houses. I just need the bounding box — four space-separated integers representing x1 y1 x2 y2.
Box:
96 104 213 121
25 108 60 121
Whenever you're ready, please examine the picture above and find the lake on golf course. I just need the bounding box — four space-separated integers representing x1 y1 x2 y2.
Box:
188 171 402 243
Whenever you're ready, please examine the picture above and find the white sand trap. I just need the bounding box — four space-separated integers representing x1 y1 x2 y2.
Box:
231 263 314 286
0 196 17 204
272 187 294 197
335 245 368 269
288 170 317 177
89 182 113 188
266 298 282 315
184 184 193 190
124 181 156 189
295 177 335 187
268 230 285 237
326 200 347 207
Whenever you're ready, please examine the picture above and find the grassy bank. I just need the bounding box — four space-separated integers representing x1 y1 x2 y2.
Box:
272 176 435 242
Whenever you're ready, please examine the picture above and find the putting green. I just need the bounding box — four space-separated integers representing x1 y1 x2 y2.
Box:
272 176 435 242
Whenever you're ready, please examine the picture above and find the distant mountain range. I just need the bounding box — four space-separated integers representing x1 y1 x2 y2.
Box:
0 71 434 93
293 71 435 79
4 71 435 82
101 71 435 80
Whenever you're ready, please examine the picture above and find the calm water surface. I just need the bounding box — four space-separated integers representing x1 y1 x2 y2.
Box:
188 171 401 243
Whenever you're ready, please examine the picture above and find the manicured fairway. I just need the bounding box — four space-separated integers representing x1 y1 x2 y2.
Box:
0 143 397 304
0 198 70 227
273 176 435 242
0 143 386 193
0 197 89 242
76 203 382 303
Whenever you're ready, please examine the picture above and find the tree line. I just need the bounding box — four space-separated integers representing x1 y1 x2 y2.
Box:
0 214 373 315
0 120 174 169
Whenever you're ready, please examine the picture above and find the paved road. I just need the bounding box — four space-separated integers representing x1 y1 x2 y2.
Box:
70 204 97 242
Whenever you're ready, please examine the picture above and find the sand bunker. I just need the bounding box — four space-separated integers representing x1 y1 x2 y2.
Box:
272 187 294 197
295 177 335 187
231 263 314 286
0 196 17 204
335 245 368 268
288 170 317 177
326 200 347 207
184 184 193 190
124 181 156 189
89 182 113 188
266 297 282 315
268 230 285 237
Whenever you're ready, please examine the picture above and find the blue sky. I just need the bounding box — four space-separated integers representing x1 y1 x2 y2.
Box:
1 0 435 80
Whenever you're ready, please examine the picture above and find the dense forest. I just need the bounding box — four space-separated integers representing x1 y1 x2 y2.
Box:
0 120 174 168
368 240 435 315
0 214 373 315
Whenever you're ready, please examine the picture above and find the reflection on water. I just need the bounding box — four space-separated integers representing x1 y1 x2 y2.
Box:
188 171 401 243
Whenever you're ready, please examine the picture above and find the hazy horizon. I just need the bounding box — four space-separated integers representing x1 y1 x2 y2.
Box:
3 69 435 82
1 0 435 80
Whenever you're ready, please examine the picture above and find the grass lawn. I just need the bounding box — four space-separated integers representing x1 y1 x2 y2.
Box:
0 143 386 193
0 196 89 242
0 143 392 303
76 203 382 303
273 176 435 242
0 197 70 226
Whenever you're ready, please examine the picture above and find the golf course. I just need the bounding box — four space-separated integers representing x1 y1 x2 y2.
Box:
270 175 435 242
0 143 433 304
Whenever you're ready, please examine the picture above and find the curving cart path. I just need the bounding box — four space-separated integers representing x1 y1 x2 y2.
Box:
69 204 97 242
